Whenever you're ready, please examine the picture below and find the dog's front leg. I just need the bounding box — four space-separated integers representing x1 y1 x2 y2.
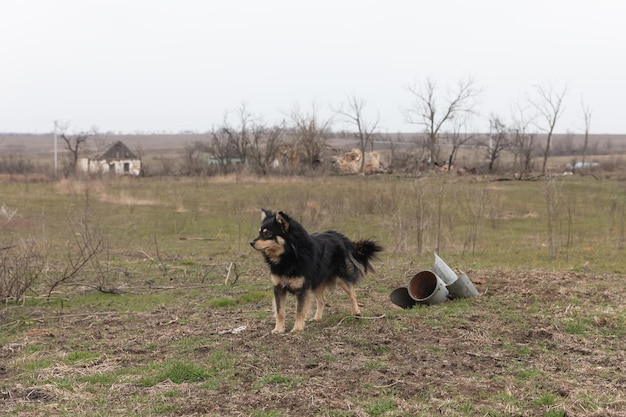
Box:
272 285 287 334
292 289 312 332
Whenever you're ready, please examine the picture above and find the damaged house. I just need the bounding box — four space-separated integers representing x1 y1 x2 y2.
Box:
331 148 385 175
78 140 141 176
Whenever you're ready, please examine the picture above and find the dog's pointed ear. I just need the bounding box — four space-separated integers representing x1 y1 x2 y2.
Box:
276 211 290 231
261 208 273 221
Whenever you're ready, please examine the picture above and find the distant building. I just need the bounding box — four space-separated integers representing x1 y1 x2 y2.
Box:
78 141 141 176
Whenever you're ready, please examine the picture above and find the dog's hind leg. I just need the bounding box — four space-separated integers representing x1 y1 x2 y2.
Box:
292 289 312 332
312 283 326 321
337 280 362 316
272 286 287 334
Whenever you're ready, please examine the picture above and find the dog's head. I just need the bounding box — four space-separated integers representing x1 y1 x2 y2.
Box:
250 209 292 263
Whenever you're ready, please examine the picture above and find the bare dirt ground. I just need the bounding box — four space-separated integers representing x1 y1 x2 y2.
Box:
1 268 625 416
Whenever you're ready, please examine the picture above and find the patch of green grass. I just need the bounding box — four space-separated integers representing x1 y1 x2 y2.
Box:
21 358 54 373
175 335 213 353
51 290 187 315
517 368 543 380
252 367 303 391
207 349 236 370
238 290 270 303
442 297 475 314
154 360 212 384
23 344 46 354
456 401 474 414
533 392 557 406
504 342 532 358
65 350 101 365
138 358 221 387
366 398 397 416
209 297 238 307
259 374 291 385
564 318 590 335
152 404 177 414
252 309 272 321
208 290 269 308
77 372 119 386
370 341 390 354
364 360 385 371
544 409 567 417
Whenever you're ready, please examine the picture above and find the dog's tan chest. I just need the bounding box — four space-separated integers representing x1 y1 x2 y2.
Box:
271 274 305 291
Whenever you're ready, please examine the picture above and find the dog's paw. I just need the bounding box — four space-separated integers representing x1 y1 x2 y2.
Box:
272 327 285 334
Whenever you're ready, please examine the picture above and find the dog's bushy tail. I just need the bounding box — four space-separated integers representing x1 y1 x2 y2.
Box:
352 239 383 273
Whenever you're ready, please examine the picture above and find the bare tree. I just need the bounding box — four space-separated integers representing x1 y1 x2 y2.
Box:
529 83 567 175
248 122 285 175
483 115 509 172
57 122 95 176
288 102 333 169
222 102 253 164
580 98 592 168
404 76 482 166
334 94 379 173
510 101 537 178
181 141 209 176
446 119 475 170
207 128 236 174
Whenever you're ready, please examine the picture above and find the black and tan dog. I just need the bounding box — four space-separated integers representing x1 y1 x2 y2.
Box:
250 209 382 333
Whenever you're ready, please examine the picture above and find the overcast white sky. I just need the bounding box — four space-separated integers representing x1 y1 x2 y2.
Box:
2 0 625 135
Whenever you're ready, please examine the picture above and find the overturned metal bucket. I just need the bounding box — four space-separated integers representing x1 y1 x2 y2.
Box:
407 270 449 305
447 272 480 298
433 253 479 299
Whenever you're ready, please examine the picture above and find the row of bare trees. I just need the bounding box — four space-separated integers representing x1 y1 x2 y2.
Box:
403 77 582 176
178 102 333 176
2 78 595 178
186 77 582 177
178 78 572 175
178 98 382 176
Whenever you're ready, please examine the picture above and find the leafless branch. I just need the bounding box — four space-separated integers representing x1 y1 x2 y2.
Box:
404 76 482 165
528 83 567 175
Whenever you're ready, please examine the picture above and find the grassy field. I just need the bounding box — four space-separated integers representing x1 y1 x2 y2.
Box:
1 174 625 416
